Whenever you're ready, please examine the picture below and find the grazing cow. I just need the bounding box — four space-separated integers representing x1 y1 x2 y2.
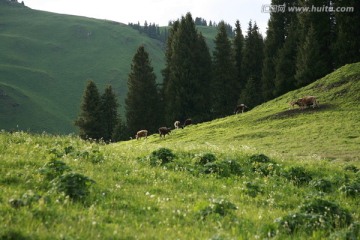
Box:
159 127 171 138
183 118 192 128
135 130 148 140
234 104 248 114
174 121 182 129
290 96 319 109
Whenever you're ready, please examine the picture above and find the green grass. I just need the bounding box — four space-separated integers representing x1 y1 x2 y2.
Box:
1 63 360 239
0 3 219 134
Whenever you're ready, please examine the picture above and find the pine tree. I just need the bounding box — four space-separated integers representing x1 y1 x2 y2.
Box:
295 25 325 87
295 0 334 86
233 20 244 98
75 80 102 140
125 45 161 136
274 19 299 96
163 13 212 123
333 0 360 67
211 21 237 117
100 85 119 142
240 21 264 107
112 120 128 142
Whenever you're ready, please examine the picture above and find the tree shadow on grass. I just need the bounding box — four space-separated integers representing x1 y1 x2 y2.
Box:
260 103 335 121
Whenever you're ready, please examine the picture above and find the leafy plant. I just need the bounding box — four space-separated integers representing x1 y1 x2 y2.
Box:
39 160 71 180
243 181 262 197
197 198 237 219
51 172 95 201
202 159 242 177
193 152 216 165
278 199 352 234
149 148 175 166
309 179 333 193
282 166 313 186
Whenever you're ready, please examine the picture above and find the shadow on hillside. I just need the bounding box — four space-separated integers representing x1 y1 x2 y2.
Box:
260 103 335 121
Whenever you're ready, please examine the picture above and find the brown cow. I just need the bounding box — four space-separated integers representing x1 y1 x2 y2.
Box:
234 104 248 114
290 96 319 109
136 130 148 140
159 127 171 138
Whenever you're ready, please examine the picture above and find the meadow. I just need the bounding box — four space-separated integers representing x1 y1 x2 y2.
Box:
1 63 360 239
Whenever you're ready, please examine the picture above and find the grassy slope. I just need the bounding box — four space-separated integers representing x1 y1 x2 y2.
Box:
0 3 219 134
1 63 360 239
120 62 360 162
0 3 166 133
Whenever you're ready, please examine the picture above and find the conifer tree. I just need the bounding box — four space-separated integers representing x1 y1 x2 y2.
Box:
233 20 244 98
295 25 326 87
211 21 237 117
333 0 360 67
240 21 264 107
125 45 161 136
75 80 102 140
274 19 299 96
100 85 119 142
163 13 211 123
295 0 334 85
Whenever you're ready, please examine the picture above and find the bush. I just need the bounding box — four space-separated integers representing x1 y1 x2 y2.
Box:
310 179 333 193
283 166 312 186
248 154 272 163
51 172 95 201
343 165 359 173
278 199 352 234
39 160 71 180
197 198 237 219
339 181 360 198
243 181 262 197
202 159 242 177
149 148 175 166
193 153 216 165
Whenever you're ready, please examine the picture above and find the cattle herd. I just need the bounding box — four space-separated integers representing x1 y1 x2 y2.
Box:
135 96 319 140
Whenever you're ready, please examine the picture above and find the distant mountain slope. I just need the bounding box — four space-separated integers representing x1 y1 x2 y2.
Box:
120 63 360 161
0 2 168 133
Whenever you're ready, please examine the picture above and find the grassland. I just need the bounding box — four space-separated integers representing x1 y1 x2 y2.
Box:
0 3 219 134
1 63 360 239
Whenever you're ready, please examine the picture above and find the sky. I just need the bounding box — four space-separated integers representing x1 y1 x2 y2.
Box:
24 0 271 35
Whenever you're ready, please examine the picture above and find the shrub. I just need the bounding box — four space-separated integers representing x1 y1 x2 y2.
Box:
243 181 262 197
149 148 175 166
248 154 271 163
252 162 280 176
343 165 359 173
339 182 360 198
197 198 237 219
278 199 352 234
51 172 95 201
39 160 71 180
193 153 216 165
310 179 333 193
202 159 242 177
283 166 312 186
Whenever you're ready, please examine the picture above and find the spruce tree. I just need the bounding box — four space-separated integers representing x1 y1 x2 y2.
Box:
75 80 102 140
295 0 334 86
211 21 237 117
233 20 244 99
100 85 119 142
274 19 299 96
333 0 360 67
295 25 326 87
125 45 161 136
163 13 212 123
240 21 264 107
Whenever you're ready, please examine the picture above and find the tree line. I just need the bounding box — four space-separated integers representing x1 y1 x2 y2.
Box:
75 0 359 142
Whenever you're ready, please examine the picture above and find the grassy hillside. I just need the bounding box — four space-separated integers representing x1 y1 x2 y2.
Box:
0 3 220 134
0 2 166 133
1 63 360 239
